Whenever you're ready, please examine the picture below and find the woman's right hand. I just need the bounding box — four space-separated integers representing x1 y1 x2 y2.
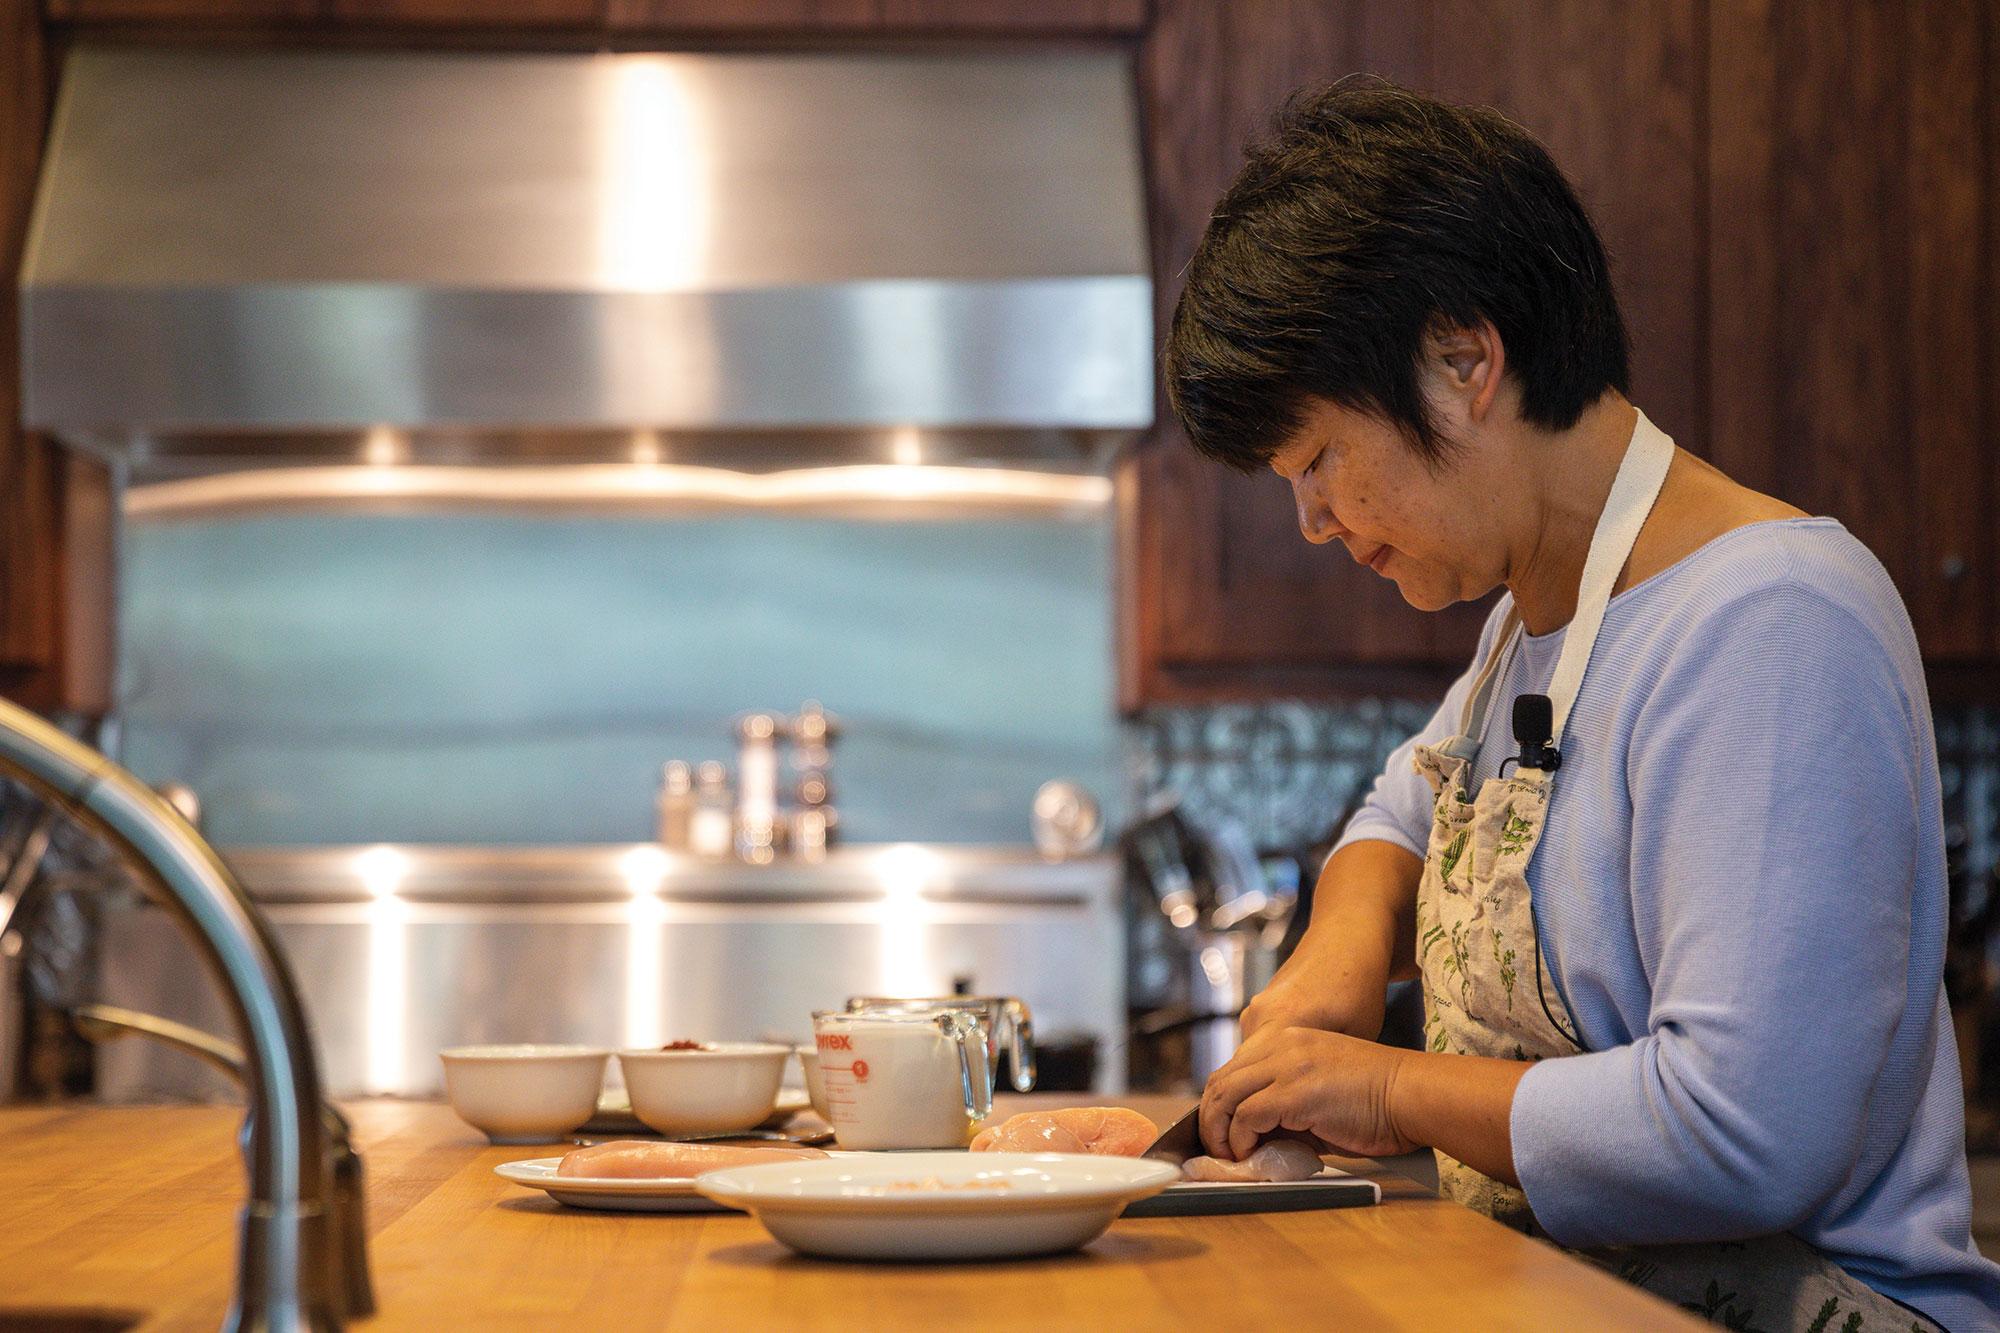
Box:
1238 839 1423 1043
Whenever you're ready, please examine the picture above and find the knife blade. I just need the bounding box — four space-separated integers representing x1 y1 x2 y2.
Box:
1141 1106 1204 1165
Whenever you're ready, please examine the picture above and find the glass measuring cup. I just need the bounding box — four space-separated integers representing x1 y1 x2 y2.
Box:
846 994 1037 1094
809 1008 992 1150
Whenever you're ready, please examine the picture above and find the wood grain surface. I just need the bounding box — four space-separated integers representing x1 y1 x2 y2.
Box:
0 1095 1710 1332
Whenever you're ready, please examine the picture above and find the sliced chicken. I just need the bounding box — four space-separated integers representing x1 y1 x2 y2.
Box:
555 1139 828 1179
968 1107 1158 1156
1180 1138 1325 1183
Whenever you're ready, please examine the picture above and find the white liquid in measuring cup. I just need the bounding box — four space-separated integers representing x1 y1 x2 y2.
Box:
813 1015 982 1150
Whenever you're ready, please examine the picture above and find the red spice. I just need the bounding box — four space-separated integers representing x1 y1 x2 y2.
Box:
659 1039 712 1051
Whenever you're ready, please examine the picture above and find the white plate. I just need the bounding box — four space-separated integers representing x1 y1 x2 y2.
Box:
692 1151 1182 1260
495 1157 742 1212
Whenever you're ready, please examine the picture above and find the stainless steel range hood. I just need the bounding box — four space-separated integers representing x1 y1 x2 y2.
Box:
20 47 1151 478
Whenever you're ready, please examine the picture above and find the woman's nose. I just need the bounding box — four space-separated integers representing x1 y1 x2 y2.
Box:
1292 479 1338 544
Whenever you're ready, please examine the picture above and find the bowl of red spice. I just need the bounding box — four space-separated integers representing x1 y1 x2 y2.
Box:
618 1041 793 1135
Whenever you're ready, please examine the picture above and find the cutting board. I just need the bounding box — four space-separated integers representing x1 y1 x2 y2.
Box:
1123 1174 1381 1217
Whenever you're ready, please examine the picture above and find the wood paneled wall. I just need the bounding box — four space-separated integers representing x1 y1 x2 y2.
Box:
0 0 95 713
1704 0 1995 663
44 0 1146 32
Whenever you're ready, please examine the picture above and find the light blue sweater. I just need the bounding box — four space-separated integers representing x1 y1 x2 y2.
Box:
1337 518 2000 1331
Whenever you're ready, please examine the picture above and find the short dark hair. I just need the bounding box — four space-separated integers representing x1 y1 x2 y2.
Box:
1163 79 1631 472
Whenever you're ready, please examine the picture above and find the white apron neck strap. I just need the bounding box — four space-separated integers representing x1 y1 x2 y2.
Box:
1455 605 1523 742
1544 410 1675 748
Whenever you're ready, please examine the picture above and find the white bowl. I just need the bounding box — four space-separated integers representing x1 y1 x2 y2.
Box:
617 1043 792 1135
794 1045 829 1121
438 1045 609 1144
693 1151 1181 1261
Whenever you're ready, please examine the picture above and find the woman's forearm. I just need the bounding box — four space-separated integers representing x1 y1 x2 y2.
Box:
1296 839 1423 986
1388 1049 1533 1186
1239 840 1422 1041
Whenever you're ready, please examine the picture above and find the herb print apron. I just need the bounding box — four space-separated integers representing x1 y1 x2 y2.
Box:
1411 412 1943 1333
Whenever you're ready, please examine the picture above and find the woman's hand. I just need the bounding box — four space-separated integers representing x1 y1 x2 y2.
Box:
1201 1029 1538 1184
1199 1026 1419 1161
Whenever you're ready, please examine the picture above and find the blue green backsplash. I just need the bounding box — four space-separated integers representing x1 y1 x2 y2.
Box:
118 509 1118 847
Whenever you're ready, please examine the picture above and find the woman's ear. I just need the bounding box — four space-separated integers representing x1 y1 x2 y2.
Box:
1428 322 1506 424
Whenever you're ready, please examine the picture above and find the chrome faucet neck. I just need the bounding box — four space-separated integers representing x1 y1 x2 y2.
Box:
0 697 348 1332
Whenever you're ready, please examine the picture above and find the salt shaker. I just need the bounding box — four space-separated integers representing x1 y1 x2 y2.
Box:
789 701 840 856
735 713 783 864
656 760 693 849
689 761 733 859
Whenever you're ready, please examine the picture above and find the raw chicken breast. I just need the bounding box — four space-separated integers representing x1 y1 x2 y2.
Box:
555 1139 828 1179
1180 1138 1324 1183
968 1107 1158 1156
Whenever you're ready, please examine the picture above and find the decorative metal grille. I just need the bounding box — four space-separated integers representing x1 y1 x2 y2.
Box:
1940 704 2000 896
1130 700 2000 884
1125 698 1438 852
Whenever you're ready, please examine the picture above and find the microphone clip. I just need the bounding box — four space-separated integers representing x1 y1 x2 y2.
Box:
1511 693 1562 773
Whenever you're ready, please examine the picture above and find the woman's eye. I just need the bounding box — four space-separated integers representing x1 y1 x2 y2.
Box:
1305 449 1326 475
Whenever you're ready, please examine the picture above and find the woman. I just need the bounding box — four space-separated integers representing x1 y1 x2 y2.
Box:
1165 82 2000 1333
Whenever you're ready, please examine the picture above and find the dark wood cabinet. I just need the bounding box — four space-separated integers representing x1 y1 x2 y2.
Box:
0 0 107 714
602 0 876 29
1124 0 1999 708
43 0 603 21
44 0 1145 32
604 0 1145 31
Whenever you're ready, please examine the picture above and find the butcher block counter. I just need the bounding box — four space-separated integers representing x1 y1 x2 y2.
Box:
0 1093 1707 1332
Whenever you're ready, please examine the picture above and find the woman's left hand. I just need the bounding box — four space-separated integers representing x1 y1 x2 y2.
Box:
1198 1026 1420 1161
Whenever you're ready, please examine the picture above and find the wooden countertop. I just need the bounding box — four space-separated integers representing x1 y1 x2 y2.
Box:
0 1095 1708 1332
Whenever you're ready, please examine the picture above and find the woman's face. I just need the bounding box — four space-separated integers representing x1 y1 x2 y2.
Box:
1267 397 1508 612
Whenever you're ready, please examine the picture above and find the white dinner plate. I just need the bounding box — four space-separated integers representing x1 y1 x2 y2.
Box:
692 1151 1182 1260
495 1157 744 1212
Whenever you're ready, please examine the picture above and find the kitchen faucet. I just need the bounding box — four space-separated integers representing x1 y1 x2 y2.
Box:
0 696 354 1332
69 1004 374 1323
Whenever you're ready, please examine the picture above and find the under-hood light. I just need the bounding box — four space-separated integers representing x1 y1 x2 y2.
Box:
361 427 407 467
124 462 1113 520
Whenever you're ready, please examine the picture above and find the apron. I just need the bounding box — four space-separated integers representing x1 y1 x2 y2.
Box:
1411 411 1944 1333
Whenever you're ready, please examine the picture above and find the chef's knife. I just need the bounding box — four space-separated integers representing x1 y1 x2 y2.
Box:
1142 1106 1204 1165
